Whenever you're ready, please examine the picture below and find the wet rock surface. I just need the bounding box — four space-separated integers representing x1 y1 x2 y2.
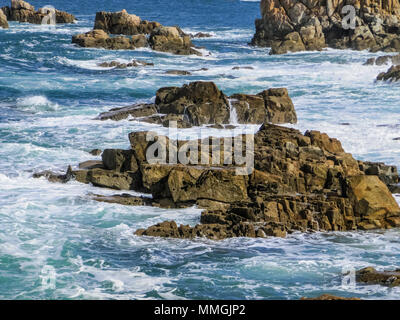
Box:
72 10 201 55
356 267 400 287
1 0 75 25
252 0 400 54
96 81 297 127
377 64 400 81
98 60 154 68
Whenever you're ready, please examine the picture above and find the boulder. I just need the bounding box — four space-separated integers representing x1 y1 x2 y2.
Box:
96 104 158 121
148 26 201 56
73 10 201 56
356 267 400 287
252 0 400 54
3 1 75 24
346 175 400 229
90 193 153 206
0 8 8 28
72 29 146 50
376 64 400 81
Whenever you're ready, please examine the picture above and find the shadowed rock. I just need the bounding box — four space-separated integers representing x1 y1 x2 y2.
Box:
96 81 297 127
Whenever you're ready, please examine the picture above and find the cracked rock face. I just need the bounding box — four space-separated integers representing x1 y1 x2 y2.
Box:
252 0 400 54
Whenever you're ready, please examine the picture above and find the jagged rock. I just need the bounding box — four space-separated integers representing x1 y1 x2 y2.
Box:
356 267 400 287
252 0 400 54
364 54 400 65
89 149 102 156
148 26 201 55
359 161 399 186
94 10 160 35
36 108 400 240
90 193 153 206
72 29 146 50
98 60 153 68
134 123 400 239
190 32 212 38
73 10 201 56
96 104 158 121
96 81 297 127
2 1 75 24
0 8 8 28
376 65 400 81
33 166 74 183
165 70 192 75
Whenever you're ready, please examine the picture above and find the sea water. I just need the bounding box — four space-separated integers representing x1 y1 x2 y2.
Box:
0 0 400 299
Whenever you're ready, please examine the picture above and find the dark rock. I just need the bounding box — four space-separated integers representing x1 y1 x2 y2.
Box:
165 70 192 75
356 267 400 287
96 104 158 121
190 32 212 38
90 193 153 206
376 65 400 82
33 166 74 183
98 60 153 68
78 160 104 170
89 149 102 156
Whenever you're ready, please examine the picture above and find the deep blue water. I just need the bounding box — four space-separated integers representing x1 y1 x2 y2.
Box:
1 0 400 299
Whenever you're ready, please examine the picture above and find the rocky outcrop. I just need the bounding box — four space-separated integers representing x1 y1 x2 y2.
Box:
1 0 75 24
96 81 297 127
98 60 154 68
0 8 8 28
364 53 400 65
252 0 400 54
376 64 400 81
72 29 147 50
72 10 201 55
356 267 400 287
36 119 400 240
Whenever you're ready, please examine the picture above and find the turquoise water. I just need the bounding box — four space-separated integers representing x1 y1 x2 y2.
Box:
1 0 400 299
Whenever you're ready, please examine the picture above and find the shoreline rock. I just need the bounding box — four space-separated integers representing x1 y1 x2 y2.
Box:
0 8 8 28
98 59 154 69
376 64 400 81
72 10 201 55
34 119 400 240
356 267 400 287
95 81 297 127
252 0 400 55
1 0 75 25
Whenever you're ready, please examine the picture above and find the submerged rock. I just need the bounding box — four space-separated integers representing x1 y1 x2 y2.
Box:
98 60 154 68
356 267 400 287
96 81 297 127
301 294 361 300
165 70 192 75
1 0 75 25
72 10 201 55
252 0 400 54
